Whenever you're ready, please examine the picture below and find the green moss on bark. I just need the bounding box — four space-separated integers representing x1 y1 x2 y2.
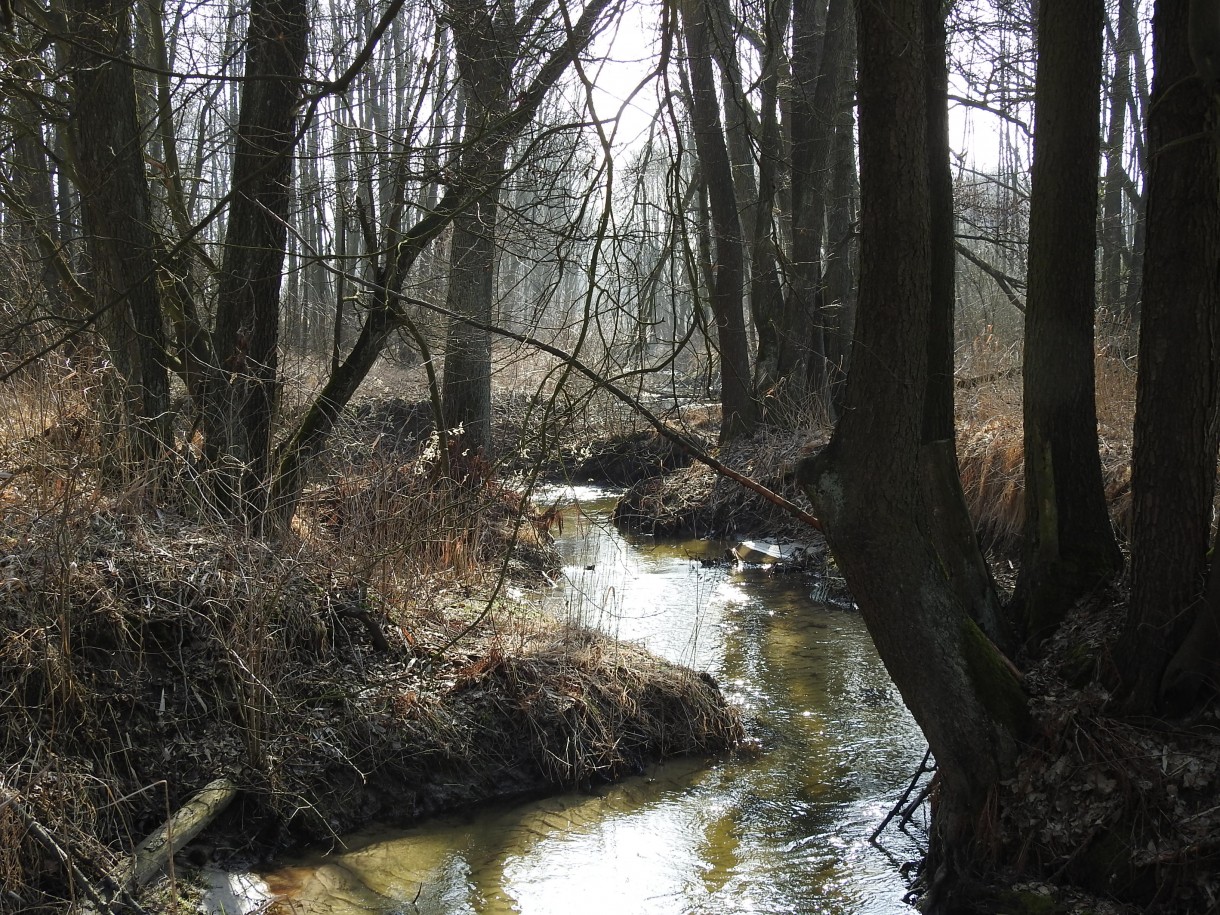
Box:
960 617 1031 739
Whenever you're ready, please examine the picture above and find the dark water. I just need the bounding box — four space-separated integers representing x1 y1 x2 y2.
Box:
207 486 926 914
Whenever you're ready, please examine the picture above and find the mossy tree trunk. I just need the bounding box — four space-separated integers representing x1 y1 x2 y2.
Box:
799 0 1025 891
1013 0 1121 644
1120 0 1220 713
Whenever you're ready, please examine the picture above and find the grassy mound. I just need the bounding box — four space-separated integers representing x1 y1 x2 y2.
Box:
0 370 743 914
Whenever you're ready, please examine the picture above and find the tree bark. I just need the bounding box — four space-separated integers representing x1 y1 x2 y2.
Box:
679 0 757 440
704 0 789 414
6 62 69 318
1100 0 1138 319
922 0 1010 653
1014 0 1121 643
780 0 849 418
59 0 172 469
205 0 308 525
822 14 857 411
1120 0 1220 713
799 0 1023 887
441 0 515 458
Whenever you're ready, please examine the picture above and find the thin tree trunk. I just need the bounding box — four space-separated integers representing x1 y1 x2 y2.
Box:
782 0 850 417
1100 0 1137 319
745 0 792 407
7 61 68 316
679 0 757 440
822 9 857 410
269 0 616 524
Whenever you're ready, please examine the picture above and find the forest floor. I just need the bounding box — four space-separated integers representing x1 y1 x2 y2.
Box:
0 372 746 914
4 355 1220 914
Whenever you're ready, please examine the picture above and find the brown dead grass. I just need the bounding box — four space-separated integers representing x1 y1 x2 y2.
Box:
0 365 743 914
956 346 1137 553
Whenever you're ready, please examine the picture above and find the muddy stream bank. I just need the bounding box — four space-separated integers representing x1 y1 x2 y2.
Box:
208 486 926 914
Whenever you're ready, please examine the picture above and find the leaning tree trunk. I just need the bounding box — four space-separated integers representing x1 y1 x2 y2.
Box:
1119 0 1220 713
1014 0 1122 644
799 0 1024 892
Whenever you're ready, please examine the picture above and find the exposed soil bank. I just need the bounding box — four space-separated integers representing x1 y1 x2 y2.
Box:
612 427 828 543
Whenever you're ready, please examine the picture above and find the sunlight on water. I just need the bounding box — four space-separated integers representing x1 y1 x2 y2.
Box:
215 489 928 915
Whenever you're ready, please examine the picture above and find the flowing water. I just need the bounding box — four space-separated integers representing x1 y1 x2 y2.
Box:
209 486 927 915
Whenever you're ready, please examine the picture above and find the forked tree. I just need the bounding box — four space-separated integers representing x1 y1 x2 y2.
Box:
799 0 1026 886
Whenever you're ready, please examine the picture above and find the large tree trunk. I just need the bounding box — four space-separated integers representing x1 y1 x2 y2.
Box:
1014 0 1121 643
59 0 171 469
205 0 308 525
1119 0 1220 713
679 0 757 441
440 172 506 457
799 0 1024 891
441 0 515 459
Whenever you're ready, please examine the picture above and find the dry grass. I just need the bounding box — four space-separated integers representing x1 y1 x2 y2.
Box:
956 344 1138 553
613 420 829 542
0 362 743 914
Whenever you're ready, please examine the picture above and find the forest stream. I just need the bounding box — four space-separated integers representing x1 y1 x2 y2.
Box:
207 486 927 915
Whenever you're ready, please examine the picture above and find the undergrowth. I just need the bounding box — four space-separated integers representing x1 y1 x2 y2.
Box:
0 360 742 914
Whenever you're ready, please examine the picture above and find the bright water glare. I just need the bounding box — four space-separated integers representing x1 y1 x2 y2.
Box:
211 486 927 915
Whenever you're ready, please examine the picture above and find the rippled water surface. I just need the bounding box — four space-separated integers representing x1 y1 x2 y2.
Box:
212 486 927 914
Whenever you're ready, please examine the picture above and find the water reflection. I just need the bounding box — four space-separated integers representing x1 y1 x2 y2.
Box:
223 487 926 914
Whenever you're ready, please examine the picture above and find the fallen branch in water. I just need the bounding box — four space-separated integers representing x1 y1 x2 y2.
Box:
395 293 824 532
114 777 238 894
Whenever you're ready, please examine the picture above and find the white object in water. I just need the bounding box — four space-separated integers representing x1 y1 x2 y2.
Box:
732 541 796 564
